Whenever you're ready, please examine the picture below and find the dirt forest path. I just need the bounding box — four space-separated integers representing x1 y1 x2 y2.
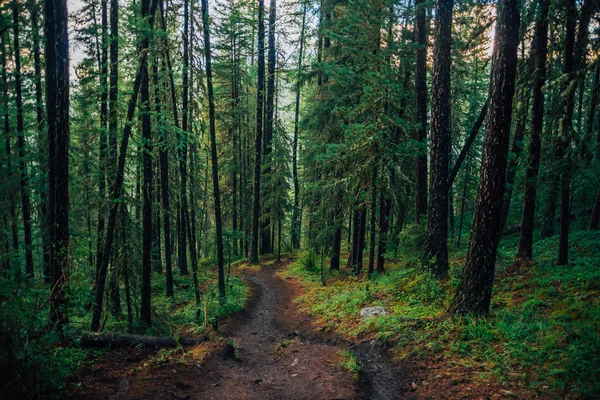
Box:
71 259 411 399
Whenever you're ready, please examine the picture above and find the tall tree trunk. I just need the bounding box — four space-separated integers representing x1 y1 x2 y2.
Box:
589 62 600 231
329 209 342 271
500 80 530 232
159 1 180 132
516 0 549 261
201 0 226 299
414 0 428 223
108 0 118 182
292 3 306 250
448 155 455 239
456 151 471 249
91 0 159 332
154 58 174 297
96 0 109 278
30 2 50 282
2 34 19 266
249 0 265 264
557 0 595 265
590 192 600 230
498 0 533 234
140 0 154 328
425 0 452 278
12 3 34 277
231 26 239 255
356 205 367 275
450 0 519 316
45 0 70 324
376 191 390 273
187 0 201 305
447 99 488 187
368 170 377 276
178 0 190 276
152 159 161 274
260 0 277 254
1 36 18 266
555 0 576 266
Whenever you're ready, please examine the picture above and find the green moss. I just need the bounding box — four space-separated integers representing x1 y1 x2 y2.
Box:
337 350 362 381
285 230 600 397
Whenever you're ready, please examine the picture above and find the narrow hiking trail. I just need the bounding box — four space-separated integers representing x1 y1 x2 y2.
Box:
71 260 410 399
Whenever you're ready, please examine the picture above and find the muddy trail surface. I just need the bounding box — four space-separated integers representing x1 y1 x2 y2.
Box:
70 260 411 399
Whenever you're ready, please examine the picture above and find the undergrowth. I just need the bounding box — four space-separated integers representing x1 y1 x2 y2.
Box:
337 350 362 381
283 230 600 398
0 258 250 399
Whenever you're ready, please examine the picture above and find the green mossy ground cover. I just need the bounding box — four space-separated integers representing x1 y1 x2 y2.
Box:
282 230 600 397
0 258 250 398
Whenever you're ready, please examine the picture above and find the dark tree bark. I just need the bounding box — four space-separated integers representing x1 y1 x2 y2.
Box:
1 36 18 264
541 0 595 245
152 160 161 275
516 0 549 261
158 1 180 132
108 0 118 179
349 192 367 275
450 0 520 316
140 0 153 328
368 171 377 276
500 80 530 232
377 191 390 273
589 63 600 231
30 1 50 282
178 0 190 276
249 0 265 264
95 0 109 278
260 0 276 254
557 0 595 265
231 29 239 256
586 60 599 147
0 35 10 275
201 0 226 299
292 3 307 250
187 0 201 306
329 217 342 271
590 192 600 230
448 156 455 238
447 99 488 191
91 0 159 332
425 0 452 278
456 151 471 249
12 3 34 277
414 0 428 223
45 0 70 324
555 0 576 266
154 60 174 297
356 205 367 275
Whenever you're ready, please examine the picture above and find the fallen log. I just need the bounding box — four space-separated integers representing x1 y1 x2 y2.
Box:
79 332 203 349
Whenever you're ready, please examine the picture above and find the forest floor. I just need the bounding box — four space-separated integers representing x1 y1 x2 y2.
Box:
68 257 412 399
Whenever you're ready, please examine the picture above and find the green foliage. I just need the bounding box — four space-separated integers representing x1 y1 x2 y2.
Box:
337 350 362 381
298 248 318 272
285 231 600 397
396 223 427 266
0 279 88 398
0 261 251 397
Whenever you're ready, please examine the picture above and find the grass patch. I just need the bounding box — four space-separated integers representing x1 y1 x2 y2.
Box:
285 231 600 398
337 350 362 381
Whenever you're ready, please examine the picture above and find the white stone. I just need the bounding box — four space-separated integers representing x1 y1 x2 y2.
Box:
360 307 389 319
